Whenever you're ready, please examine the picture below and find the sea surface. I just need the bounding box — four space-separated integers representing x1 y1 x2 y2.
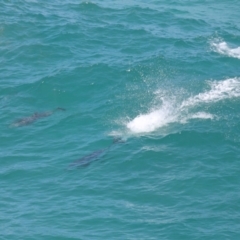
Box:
1 0 240 239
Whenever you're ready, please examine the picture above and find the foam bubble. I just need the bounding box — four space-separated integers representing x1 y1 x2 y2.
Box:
211 41 240 59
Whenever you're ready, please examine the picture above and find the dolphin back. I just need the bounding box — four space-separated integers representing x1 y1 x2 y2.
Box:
68 148 106 169
55 107 66 112
11 107 66 127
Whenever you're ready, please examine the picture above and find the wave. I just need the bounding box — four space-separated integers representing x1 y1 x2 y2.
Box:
126 78 240 134
211 41 240 59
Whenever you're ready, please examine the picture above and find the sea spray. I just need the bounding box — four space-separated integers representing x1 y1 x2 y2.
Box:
126 98 178 133
126 78 240 134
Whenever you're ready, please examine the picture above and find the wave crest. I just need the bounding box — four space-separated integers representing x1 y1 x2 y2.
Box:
211 41 240 59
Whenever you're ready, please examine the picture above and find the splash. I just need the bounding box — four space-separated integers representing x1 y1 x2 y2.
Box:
126 78 240 134
127 100 177 133
211 41 240 59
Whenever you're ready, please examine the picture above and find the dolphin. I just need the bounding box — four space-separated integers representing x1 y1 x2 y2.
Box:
11 107 66 127
68 137 123 169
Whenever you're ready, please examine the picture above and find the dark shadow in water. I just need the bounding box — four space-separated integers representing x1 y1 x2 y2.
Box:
68 137 124 170
11 107 66 127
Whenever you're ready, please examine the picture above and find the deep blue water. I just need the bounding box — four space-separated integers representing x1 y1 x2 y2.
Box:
1 1 240 239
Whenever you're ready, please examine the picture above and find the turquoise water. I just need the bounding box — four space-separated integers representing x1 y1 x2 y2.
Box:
1 0 240 239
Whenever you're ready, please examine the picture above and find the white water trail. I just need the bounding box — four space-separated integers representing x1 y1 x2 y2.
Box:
126 78 240 134
181 78 240 108
211 41 240 59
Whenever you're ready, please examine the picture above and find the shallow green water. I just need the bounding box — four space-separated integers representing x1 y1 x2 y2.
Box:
1 1 240 239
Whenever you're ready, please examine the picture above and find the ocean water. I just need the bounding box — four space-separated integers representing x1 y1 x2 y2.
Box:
1 0 240 239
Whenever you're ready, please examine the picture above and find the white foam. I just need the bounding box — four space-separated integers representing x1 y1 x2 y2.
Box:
126 78 240 134
211 41 240 59
181 78 240 108
189 112 214 120
126 101 177 133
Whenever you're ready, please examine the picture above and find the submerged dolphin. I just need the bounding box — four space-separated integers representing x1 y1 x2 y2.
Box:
68 137 123 169
11 107 65 127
